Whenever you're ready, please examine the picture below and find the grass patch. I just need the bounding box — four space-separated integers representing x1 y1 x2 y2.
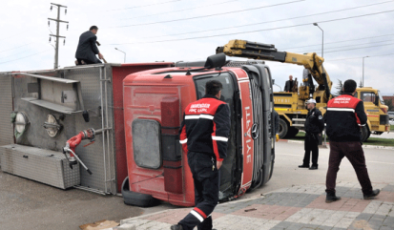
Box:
391 125 394 131
286 132 394 146
363 138 394 146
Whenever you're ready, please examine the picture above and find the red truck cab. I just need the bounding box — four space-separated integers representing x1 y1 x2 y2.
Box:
122 54 275 207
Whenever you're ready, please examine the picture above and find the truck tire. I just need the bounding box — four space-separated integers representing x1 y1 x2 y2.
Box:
360 126 370 143
286 127 299 138
121 177 160 207
278 118 288 139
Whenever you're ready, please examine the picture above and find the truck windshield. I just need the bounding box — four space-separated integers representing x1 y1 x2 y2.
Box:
360 92 376 103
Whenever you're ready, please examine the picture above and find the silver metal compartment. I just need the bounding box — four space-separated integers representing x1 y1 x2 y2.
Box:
0 144 80 189
0 64 117 195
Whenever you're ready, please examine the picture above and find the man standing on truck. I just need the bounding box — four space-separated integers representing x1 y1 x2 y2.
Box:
324 79 380 203
299 99 324 170
284 75 294 92
75 26 104 65
171 80 231 230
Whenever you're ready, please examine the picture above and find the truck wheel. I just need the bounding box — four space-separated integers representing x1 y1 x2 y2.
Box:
286 127 299 138
278 119 288 139
121 177 160 207
360 126 370 143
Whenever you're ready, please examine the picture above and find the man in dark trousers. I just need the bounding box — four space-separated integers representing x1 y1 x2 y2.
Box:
284 75 294 92
75 26 104 65
171 80 231 230
324 79 379 203
299 98 324 170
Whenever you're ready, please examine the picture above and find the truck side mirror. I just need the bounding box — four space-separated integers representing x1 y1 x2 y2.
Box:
204 53 226 69
374 94 379 106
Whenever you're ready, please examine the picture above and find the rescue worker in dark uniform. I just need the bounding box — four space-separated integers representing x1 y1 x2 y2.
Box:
171 80 231 230
324 79 380 203
299 99 324 170
75 26 104 65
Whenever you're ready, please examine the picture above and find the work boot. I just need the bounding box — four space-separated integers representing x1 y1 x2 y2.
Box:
326 193 341 203
298 164 309 168
364 189 380 200
309 165 318 170
170 225 183 230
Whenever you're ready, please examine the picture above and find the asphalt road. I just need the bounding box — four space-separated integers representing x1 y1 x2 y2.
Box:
0 170 143 230
0 141 393 229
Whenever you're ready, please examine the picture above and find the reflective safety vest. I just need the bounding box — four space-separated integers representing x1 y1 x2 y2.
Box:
326 94 367 142
179 95 231 162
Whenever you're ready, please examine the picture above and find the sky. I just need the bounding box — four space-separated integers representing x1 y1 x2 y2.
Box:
1 0 394 95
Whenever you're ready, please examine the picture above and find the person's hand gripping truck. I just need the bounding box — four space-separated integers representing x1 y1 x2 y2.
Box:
62 128 96 175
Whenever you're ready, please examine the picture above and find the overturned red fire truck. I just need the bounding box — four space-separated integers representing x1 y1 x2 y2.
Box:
0 50 275 207
121 53 275 207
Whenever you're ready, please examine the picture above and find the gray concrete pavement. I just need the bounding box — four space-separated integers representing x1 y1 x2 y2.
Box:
1 141 393 229
242 141 394 199
371 132 394 139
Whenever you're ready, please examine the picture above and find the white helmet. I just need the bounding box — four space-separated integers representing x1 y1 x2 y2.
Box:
306 98 317 104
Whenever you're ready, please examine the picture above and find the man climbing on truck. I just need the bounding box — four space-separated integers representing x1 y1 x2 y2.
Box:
172 80 231 230
75 25 104 65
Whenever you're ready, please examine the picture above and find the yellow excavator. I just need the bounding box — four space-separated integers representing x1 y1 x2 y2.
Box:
218 39 389 142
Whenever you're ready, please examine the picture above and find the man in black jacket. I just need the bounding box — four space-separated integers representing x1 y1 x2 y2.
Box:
171 80 231 230
324 79 379 203
299 99 324 170
75 26 104 65
284 75 294 92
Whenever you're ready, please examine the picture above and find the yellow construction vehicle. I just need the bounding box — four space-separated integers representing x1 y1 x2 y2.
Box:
355 87 389 139
218 39 389 142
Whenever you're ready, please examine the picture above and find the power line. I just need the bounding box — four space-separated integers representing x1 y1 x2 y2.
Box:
324 39 394 51
0 50 51 65
110 0 182 11
108 9 394 45
326 53 394 62
124 0 240 19
140 0 394 39
0 43 34 53
115 0 305 28
325 42 394 54
283 33 394 50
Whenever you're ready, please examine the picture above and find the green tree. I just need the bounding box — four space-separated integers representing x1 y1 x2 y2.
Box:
334 79 343 97
384 99 394 111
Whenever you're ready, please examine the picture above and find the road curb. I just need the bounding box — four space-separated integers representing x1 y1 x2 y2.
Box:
280 139 394 150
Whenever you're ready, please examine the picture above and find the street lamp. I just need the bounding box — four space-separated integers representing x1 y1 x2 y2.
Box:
362 56 369 87
115 47 126 63
313 23 324 57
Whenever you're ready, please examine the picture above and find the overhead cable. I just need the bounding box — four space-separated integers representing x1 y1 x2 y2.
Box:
115 0 305 28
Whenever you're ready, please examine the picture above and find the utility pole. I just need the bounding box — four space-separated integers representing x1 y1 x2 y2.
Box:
48 3 68 69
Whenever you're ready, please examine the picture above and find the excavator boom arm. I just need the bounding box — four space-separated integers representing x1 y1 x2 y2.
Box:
218 40 332 100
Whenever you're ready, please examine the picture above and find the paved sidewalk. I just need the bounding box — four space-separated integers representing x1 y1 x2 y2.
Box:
116 182 394 230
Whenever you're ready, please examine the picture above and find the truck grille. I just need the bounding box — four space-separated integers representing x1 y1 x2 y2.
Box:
380 115 389 125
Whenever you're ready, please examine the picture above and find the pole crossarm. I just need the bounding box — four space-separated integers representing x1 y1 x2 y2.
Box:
50 34 66 38
50 3 67 8
48 18 69 23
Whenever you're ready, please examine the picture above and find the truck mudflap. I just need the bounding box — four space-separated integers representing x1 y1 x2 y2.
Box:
242 64 273 189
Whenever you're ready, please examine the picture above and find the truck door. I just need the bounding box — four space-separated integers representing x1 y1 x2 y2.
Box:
194 72 242 200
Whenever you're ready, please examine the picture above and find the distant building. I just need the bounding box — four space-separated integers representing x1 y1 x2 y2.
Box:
383 96 394 106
